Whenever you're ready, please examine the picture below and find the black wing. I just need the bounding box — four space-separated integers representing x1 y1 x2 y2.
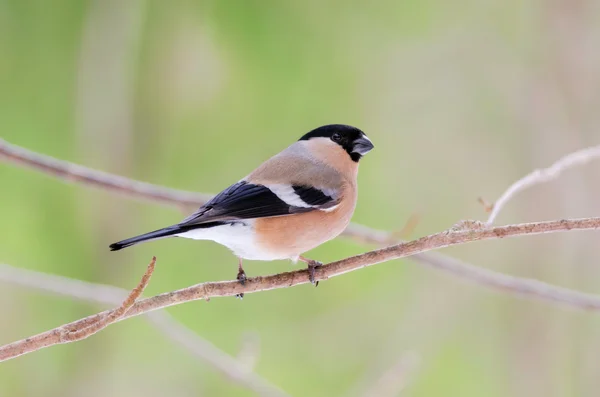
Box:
179 181 328 226
292 185 335 206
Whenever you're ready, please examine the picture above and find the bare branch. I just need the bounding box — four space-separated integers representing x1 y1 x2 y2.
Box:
0 263 290 397
2 217 600 362
394 211 421 240
0 138 211 208
486 144 600 224
0 257 154 359
62 257 155 342
477 196 494 213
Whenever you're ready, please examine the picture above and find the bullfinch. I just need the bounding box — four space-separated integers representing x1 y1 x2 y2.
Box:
110 124 374 290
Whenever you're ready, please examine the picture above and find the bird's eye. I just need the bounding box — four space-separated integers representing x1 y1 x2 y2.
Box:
331 133 342 142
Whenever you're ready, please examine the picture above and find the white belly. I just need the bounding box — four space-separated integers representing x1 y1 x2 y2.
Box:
175 221 288 261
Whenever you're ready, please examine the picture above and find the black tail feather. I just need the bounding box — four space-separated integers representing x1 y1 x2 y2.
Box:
109 221 230 251
109 226 182 251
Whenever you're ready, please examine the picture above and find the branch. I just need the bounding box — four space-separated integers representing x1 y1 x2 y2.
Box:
486 144 600 224
1 257 154 360
0 138 212 208
64 257 155 341
3 217 600 362
0 263 290 397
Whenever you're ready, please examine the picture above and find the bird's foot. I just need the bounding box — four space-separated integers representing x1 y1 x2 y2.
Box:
298 256 323 286
236 259 246 299
306 260 323 287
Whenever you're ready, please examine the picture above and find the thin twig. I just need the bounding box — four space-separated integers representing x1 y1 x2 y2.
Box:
62 256 155 341
1 257 153 359
394 211 422 240
2 217 600 362
0 263 290 397
486 144 600 224
477 197 494 213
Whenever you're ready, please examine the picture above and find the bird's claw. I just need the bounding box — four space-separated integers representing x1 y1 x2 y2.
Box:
236 268 247 299
307 260 323 286
237 268 247 285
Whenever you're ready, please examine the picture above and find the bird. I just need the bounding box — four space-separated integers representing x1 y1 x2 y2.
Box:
109 124 374 293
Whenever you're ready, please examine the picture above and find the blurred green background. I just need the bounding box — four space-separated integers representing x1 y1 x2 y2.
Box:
2 1 600 396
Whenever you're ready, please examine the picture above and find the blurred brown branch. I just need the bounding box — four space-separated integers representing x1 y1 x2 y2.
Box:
0 138 212 208
0 262 290 397
486 144 600 224
3 217 600 363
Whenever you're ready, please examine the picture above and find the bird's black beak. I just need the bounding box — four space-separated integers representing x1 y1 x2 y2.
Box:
352 136 374 155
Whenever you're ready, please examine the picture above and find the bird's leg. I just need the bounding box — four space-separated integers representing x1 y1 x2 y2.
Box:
236 258 246 299
299 256 323 287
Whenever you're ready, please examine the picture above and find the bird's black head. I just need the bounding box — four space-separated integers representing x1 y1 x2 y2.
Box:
299 124 374 162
